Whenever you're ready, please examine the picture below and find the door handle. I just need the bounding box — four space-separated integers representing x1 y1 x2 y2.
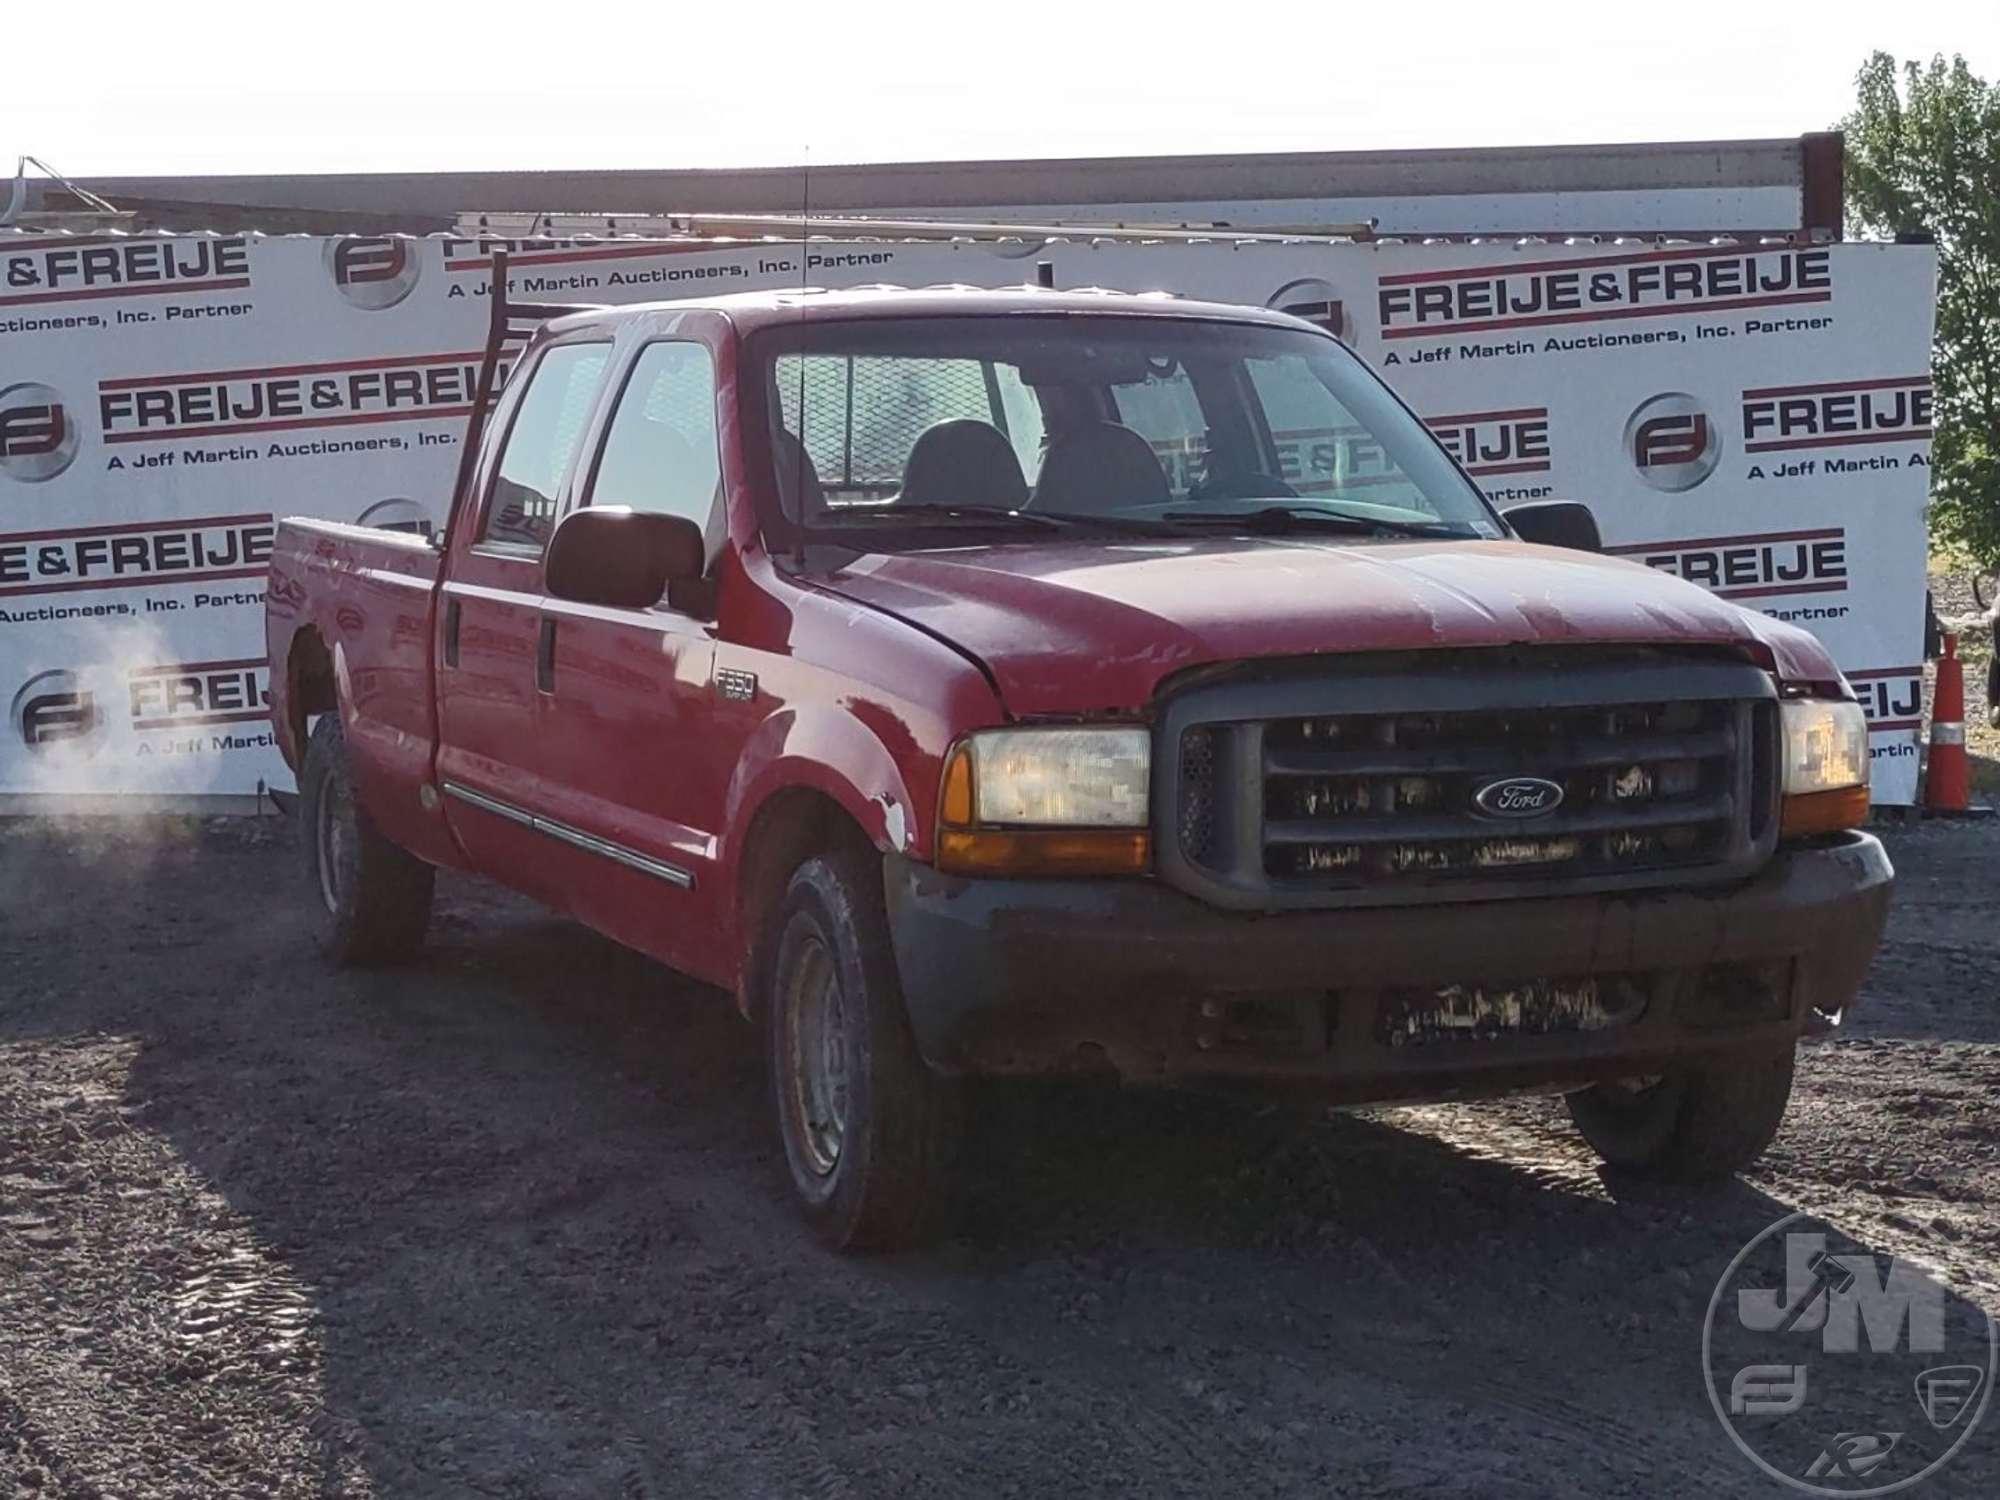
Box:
536 617 556 694
443 598 461 668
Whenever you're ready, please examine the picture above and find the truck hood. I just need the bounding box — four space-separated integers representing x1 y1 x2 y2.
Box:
820 537 1839 714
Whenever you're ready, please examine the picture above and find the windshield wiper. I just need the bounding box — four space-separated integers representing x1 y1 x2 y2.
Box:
1161 505 1478 539
1018 509 1187 536
823 504 1179 536
820 502 1071 530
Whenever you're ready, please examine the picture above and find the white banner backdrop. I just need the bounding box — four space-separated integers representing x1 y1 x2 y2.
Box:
0 231 1936 801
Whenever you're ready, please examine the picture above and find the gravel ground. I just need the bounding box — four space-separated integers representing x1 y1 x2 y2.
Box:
2 815 1996 1497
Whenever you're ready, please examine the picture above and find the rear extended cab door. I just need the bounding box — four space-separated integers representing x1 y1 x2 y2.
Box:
434 332 614 908
263 510 465 870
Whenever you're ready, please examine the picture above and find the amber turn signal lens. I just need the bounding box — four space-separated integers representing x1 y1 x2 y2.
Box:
1780 783 1870 838
937 828 1152 877
939 742 976 828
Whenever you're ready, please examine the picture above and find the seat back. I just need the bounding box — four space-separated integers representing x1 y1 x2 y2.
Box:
773 429 827 515
899 419 1029 510
1031 421 1170 512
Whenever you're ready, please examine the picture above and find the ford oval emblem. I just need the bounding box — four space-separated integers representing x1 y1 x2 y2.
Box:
1472 776 1565 819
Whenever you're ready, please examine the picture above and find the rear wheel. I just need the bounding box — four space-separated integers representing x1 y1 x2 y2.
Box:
1566 1048 1796 1179
298 713 433 967
766 846 956 1250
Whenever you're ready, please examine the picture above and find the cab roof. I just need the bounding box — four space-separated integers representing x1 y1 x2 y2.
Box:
543 283 1319 338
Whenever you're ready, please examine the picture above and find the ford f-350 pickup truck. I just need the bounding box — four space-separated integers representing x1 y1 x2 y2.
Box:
267 267 1891 1249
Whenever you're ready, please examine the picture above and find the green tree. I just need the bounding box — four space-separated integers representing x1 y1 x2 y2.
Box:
1842 52 2000 569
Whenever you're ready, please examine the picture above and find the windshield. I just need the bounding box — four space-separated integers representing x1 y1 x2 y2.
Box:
750 313 1505 546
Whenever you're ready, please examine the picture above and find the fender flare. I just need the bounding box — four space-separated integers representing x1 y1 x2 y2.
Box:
716 703 935 1012
723 702 928 867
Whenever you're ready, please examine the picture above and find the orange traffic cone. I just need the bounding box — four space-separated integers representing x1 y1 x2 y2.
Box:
1925 633 1972 813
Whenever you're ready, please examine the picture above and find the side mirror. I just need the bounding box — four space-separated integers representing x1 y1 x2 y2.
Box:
1503 500 1602 553
544 507 705 610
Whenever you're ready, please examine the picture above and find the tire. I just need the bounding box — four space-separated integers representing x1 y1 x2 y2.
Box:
298 712 434 967
765 846 956 1251
1565 1048 1796 1180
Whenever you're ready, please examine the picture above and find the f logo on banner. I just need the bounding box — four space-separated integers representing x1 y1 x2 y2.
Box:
0 383 81 482
326 237 422 310
334 238 407 287
1267 277 1353 340
0 400 63 457
1635 412 1709 470
11 670 104 757
1624 392 1722 492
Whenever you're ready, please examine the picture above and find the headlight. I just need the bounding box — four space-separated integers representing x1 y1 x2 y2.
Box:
937 727 1151 875
1781 698 1868 794
1779 697 1869 836
955 727 1149 826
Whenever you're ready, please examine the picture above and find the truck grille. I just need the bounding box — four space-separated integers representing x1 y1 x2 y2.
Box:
1159 652 1778 911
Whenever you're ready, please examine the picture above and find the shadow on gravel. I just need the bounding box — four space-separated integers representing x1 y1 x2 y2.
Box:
6 817 1994 1496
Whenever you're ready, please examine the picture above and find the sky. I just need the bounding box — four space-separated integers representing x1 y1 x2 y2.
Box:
7 0 2000 179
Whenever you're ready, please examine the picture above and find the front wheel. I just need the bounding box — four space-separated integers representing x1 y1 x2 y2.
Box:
766 847 956 1250
298 713 434 967
1566 1049 1796 1179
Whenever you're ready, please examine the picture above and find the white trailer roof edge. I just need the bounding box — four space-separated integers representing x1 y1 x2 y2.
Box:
40 133 1844 241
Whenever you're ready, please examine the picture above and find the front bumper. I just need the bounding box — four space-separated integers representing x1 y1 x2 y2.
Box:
883 832 1893 1100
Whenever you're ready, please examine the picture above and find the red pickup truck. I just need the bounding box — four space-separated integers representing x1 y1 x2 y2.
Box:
266 270 1891 1249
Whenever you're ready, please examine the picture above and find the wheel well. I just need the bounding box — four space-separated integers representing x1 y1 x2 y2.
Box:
287 627 336 760
734 787 873 1019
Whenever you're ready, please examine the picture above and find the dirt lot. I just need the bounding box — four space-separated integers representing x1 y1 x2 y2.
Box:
2 815 1996 1497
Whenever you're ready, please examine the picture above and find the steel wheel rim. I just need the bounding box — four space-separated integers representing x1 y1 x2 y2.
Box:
316 777 350 915
783 934 849 1177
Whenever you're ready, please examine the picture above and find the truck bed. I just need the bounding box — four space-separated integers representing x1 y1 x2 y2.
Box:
265 516 448 860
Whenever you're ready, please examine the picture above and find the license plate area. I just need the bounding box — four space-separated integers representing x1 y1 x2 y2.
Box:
1376 973 1653 1048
